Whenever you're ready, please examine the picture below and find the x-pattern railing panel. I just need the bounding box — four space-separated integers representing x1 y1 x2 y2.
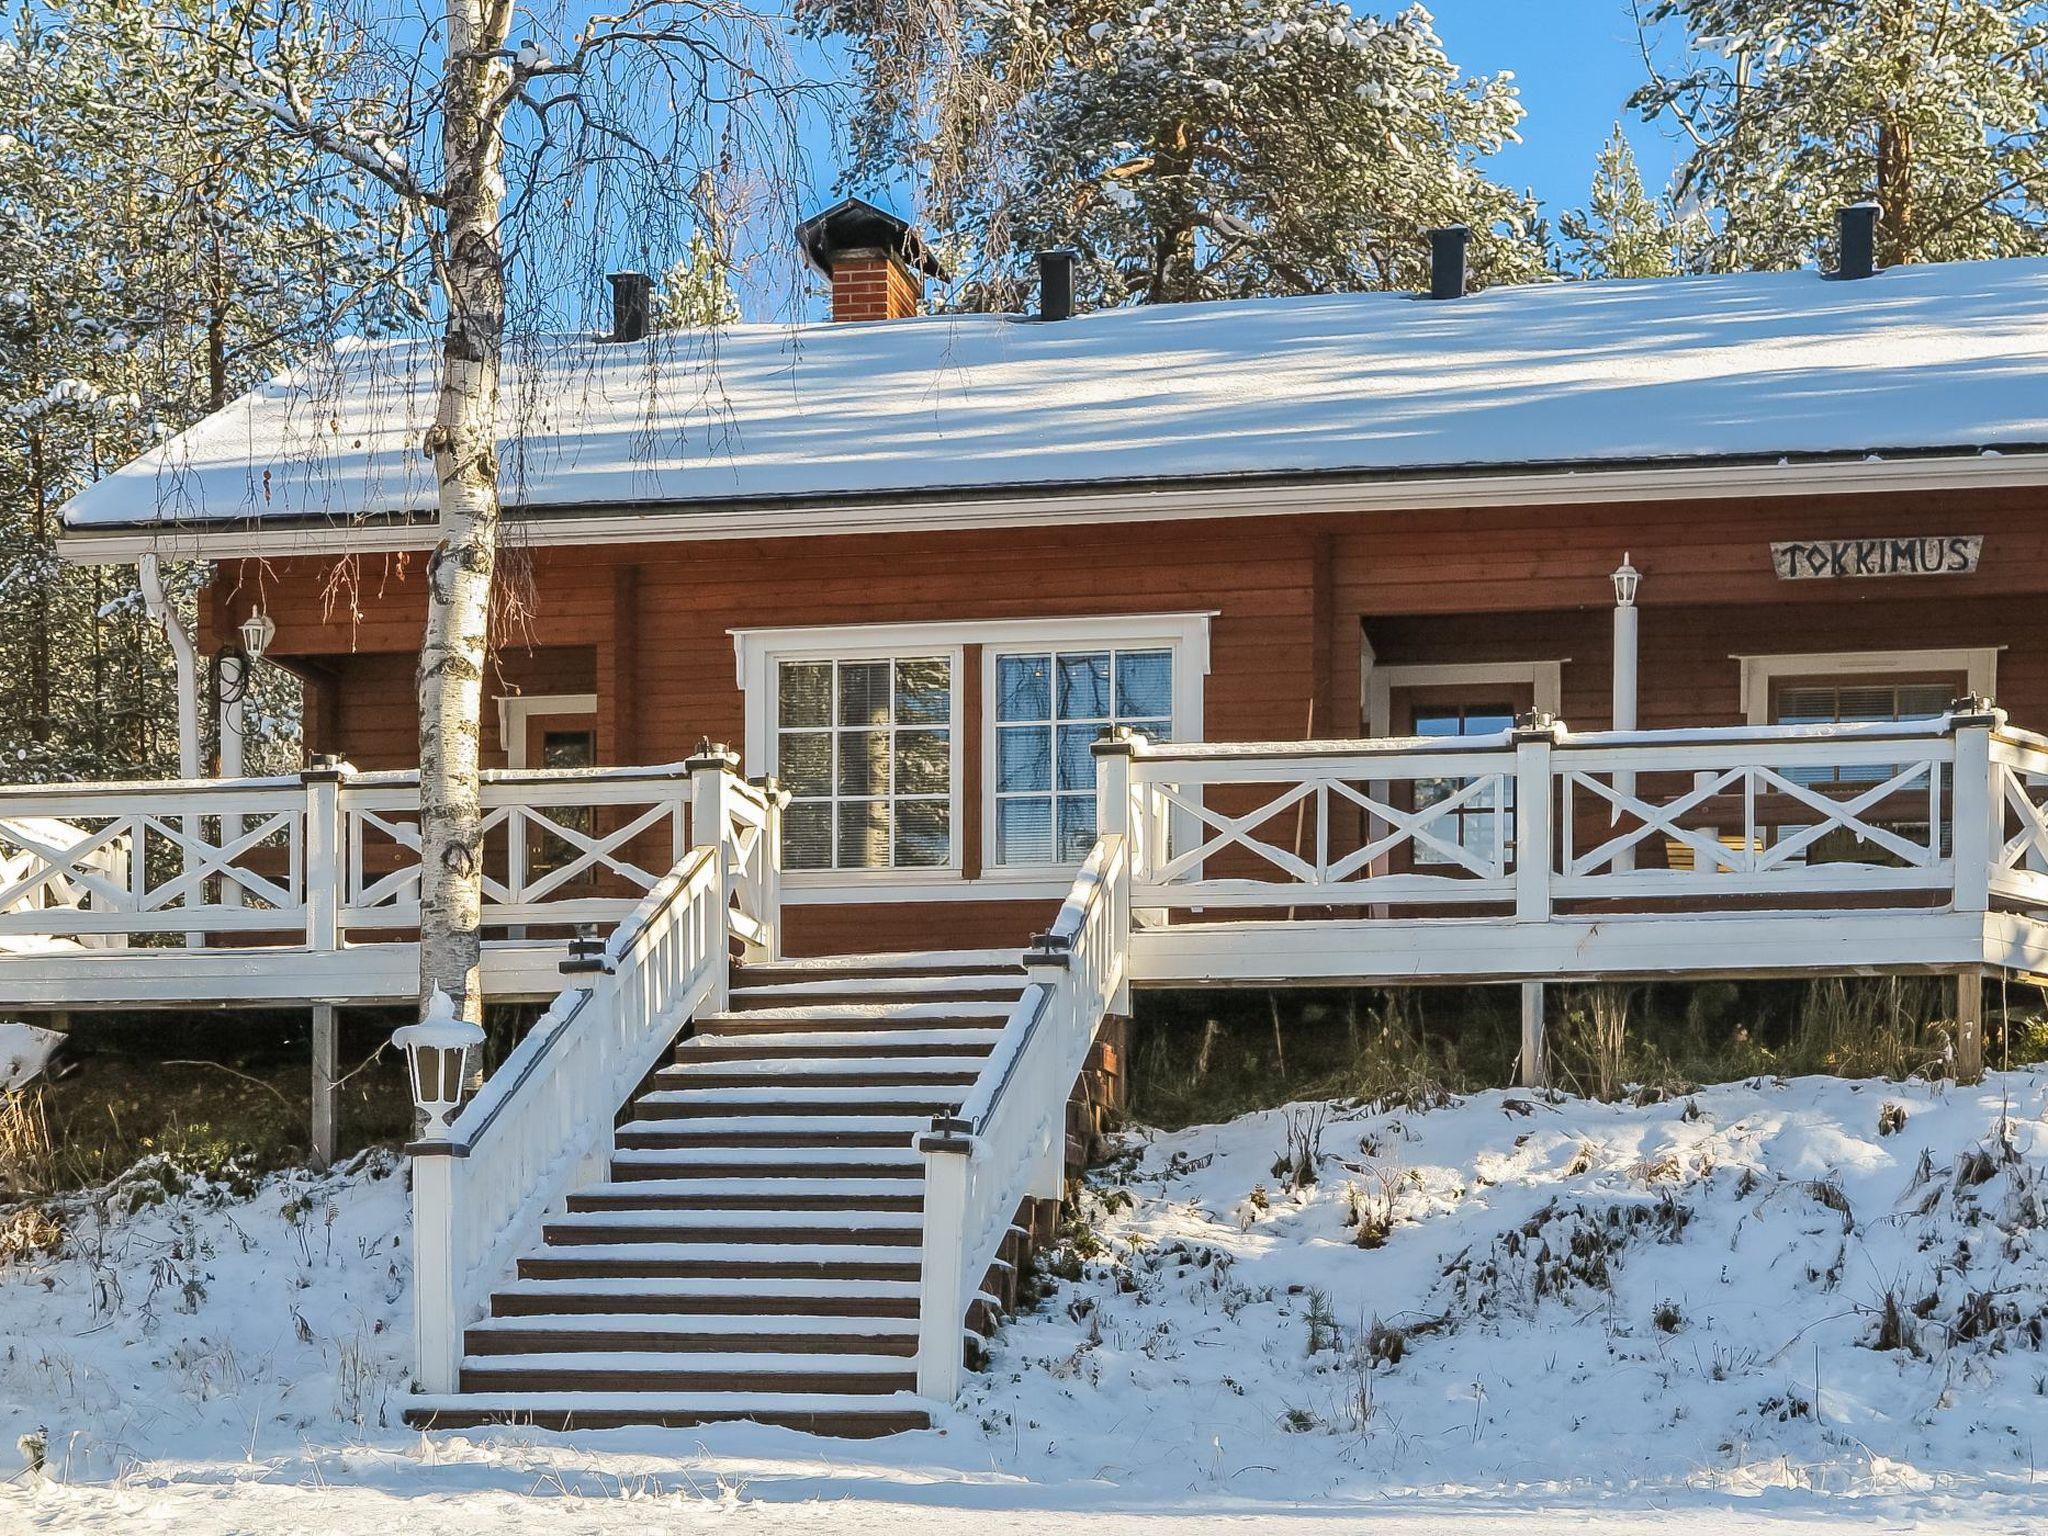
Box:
1133 757 1517 904
1563 759 1943 882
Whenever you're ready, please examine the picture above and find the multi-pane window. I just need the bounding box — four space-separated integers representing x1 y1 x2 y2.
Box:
994 649 1172 865
1411 703 1515 867
1774 681 1954 787
777 658 952 871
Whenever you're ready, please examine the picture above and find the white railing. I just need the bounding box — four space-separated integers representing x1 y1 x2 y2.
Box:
1119 709 2034 921
407 748 781 1394
0 760 694 947
914 824 1130 1401
0 814 134 949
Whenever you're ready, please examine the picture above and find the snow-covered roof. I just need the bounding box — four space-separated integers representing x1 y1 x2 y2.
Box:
59 255 2048 542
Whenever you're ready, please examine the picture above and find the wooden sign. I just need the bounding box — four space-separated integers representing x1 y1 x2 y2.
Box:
1771 536 1982 581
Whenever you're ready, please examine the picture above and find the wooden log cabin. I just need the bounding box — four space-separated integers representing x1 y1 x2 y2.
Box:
25 199 2048 1433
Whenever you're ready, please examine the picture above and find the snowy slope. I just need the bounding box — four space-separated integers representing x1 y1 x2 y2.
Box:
61 256 2048 531
0 1020 59 1090
13 1076 2048 1531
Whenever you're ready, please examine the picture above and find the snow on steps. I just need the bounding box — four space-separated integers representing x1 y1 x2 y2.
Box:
407 949 1034 1435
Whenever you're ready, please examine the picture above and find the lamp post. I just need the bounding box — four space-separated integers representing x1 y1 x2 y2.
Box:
1611 556 1640 872
393 989 486 1139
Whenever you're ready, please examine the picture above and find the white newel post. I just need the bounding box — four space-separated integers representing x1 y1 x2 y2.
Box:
1096 731 1154 929
410 1153 463 1393
1610 556 1640 874
751 774 784 963
915 1126 973 1402
301 756 352 954
1949 699 2004 916
689 744 740 1014
394 994 487 1397
1512 716 1560 1090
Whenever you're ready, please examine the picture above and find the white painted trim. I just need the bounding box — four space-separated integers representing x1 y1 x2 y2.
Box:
495 692 598 769
738 637 968 879
733 613 1213 891
978 621 1209 877
57 452 2048 566
1364 659 1566 737
1735 648 2000 723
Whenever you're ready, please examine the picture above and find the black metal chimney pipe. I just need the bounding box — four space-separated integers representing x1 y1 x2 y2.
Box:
1037 249 1077 321
1427 226 1470 301
607 271 653 342
1835 204 1879 280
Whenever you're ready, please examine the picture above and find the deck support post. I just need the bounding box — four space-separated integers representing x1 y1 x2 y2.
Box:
311 1002 339 1168
1955 968 1985 1085
1519 981 1547 1089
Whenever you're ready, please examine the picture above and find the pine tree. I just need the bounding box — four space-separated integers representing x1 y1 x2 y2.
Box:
1559 127 1680 280
657 231 741 329
815 0 1547 308
1632 0 2048 269
0 0 400 781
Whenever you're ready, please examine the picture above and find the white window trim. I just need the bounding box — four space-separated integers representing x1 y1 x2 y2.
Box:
1734 647 2000 724
733 613 1214 902
495 692 598 769
980 621 1209 878
1363 660 1565 738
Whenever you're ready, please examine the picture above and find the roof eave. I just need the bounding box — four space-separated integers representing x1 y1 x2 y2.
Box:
55 444 2048 566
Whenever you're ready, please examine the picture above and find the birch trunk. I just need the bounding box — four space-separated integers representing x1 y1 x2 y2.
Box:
416 0 512 1029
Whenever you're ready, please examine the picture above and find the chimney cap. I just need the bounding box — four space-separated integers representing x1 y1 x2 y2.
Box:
797 196 946 281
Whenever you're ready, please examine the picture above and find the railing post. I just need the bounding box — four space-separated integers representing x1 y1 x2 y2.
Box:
914 1124 973 1402
1948 698 2003 916
1096 730 1159 927
1512 714 1561 926
301 755 353 954
409 1152 463 1394
750 774 785 964
688 742 740 1014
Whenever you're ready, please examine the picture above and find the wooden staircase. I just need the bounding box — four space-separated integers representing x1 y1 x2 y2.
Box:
403 950 1024 1437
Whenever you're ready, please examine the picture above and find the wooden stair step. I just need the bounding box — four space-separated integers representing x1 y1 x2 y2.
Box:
609 1147 922 1181
568 1177 922 1213
543 1209 923 1247
692 1013 1011 1037
490 1276 921 1318
613 1116 925 1150
466 1313 918 1356
517 1246 920 1282
631 1088 961 1119
733 950 1020 987
676 1032 998 1061
651 1061 983 1091
713 999 1015 1023
727 974 1021 1006
403 1392 930 1436
459 1351 916 1395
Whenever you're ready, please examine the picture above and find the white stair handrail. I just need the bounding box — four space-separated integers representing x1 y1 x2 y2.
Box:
913 828 1130 1402
404 754 781 1396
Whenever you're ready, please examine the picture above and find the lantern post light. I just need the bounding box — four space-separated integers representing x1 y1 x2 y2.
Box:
1611 556 1641 871
238 608 277 663
393 989 485 1139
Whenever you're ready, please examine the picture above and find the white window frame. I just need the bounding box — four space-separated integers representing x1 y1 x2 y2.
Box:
733 613 1213 901
495 692 598 770
1734 647 2000 724
982 626 1207 875
1362 659 1565 738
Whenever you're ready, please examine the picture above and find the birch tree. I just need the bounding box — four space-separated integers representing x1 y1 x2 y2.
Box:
220 0 820 1024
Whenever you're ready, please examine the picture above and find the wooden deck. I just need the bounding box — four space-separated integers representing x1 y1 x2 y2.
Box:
5 711 2048 1008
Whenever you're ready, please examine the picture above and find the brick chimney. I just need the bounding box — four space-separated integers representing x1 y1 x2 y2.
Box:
797 197 946 322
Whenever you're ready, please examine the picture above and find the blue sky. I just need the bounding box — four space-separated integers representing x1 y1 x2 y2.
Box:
1428 0 1682 215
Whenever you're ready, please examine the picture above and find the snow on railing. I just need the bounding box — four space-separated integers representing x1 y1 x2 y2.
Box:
0 760 695 947
405 748 782 1395
1119 707 2035 920
913 821 1129 1402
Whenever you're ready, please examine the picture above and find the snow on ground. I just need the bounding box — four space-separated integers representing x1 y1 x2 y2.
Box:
0 1021 61 1090
13 1073 2048 1532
